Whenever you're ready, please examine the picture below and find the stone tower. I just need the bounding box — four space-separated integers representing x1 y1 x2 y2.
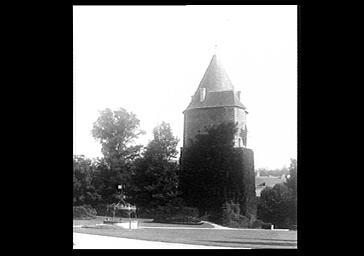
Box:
181 54 257 220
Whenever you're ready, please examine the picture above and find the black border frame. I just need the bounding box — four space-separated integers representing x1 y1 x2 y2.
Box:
70 2 306 255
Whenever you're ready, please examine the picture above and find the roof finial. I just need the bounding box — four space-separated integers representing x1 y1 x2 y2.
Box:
214 44 218 55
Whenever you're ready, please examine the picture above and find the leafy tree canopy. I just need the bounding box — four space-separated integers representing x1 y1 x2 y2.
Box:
92 108 145 169
285 158 297 195
256 167 289 177
144 122 179 161
257 158 297 228
129 122 180 211
73 155 101 206
91 108 145 204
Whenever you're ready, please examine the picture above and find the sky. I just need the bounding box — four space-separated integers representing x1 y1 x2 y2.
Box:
73 5 297 170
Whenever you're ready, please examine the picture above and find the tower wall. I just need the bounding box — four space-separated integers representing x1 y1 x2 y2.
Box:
183 107 235 147
234 107 248 147
236 147 257 220
183 106 248 148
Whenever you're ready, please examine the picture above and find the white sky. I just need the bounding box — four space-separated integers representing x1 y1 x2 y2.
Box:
73 5 297 170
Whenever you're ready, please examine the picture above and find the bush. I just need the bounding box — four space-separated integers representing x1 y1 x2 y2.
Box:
73 205 97 219
251 219 264 229
150 206 201 224
234 215 250 228
159 215 202 224
199 213 211 221
83 205 97 216
222 201 250 228
261 222 273 229
179 207 199 218
290 224 297 230
135 207 153 219
257 183 296 229
251 219 274 229
94 204 108 216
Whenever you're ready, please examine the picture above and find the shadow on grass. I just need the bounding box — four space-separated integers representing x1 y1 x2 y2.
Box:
225 237 297 242
198 239 297 247
152 221 204 225
81 225 120 230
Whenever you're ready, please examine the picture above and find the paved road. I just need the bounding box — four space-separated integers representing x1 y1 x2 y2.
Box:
73 232 248 249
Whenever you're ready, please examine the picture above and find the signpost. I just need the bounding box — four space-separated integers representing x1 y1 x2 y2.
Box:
119 184 136 229
128 205 131 230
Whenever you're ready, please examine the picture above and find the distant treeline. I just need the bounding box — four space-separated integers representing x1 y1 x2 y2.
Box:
256 167 290 177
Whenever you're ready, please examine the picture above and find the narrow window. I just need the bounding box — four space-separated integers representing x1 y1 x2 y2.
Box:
199 88 206 102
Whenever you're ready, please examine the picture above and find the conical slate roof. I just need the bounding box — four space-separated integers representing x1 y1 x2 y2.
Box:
184 54 246 112
197 54 234 92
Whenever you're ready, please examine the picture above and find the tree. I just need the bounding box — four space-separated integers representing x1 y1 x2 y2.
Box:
285 158 297 195
256 167 289 177
257 183 292 228
128 122 180 212
73 155 101 206
146 122 179 161
91 157 124 205
285 158 297 226
257 158 297 228
92 108 144 169
91 108 145 201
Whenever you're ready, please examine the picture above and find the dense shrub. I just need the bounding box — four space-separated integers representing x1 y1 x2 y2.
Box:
94 204 108 216
251 219 274 229
73 205 97 219
73 155 102 206
251 219 264 229
157 215 201 224
222 201 250 228
73 206 88 218
261 222 273 229
179 207 199 218
83 205 97 216
149 205 201 224
290 225 297 230
114 210 133 218
257 159 297 229
199 213 211 221
257 183 294 228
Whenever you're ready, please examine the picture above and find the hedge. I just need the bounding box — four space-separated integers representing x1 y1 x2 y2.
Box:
73 205 97 219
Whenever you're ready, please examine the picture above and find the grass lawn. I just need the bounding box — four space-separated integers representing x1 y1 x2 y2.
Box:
73 217 297 249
